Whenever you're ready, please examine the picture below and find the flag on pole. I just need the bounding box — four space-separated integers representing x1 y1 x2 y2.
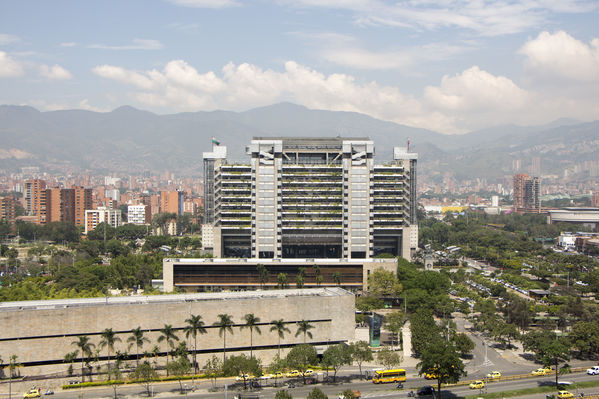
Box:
212 137 221 145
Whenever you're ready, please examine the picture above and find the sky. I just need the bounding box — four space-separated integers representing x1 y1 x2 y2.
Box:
1 0 599 134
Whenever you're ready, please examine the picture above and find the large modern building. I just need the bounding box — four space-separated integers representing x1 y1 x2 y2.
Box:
203 137 418 261
0 288 354 377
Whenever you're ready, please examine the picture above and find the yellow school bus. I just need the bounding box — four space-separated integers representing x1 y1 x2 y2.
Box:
372 369 407 384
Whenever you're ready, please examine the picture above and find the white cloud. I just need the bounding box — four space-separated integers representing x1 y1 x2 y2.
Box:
0 33 21 45
92 65 156 89
0 51 24 77
279 0 598 36
39 64 73 80
91 58 599 133
88 39 163 50
60 42 77 47
519 31 599 82
167 0 240 8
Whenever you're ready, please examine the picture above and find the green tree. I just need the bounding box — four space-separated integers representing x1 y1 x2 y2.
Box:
222 354 262 389
184 314 207 373
204 355 223 388
541 338 571 389
166 356 192 393
214 313 235 363
313 265 322 287
127 327 150 368
368 268 402 297
410 309 440 356
322 344 352 382
384 311 405 349
355 295 383 312
569 321 599 357
241 313 262 358
341 390 357 399
275 390 293 399
333 272 342 286
417 340 466 399
295 320 315 344
152 212 177 235
491 323 520 349
105 362 123 399
72 335 95 382
278 273 289 289
296 274 305 288
349 341 373 378
130 361 159 397
157 324 179 374
377 347 402 369
257 263 269 289
452 333 475 357
285 344 318 384
270 319 291 357
99 328 122 373
307 388 328 399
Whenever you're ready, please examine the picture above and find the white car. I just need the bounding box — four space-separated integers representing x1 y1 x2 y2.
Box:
587 366 599 375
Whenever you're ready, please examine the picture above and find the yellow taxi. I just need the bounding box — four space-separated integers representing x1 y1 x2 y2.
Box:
286 370 301 378
469 380 485 389
557 391 574 399
305 369 314 376
272 372 285 379
486 371 501 379
23 388 41 399
532 367 551 376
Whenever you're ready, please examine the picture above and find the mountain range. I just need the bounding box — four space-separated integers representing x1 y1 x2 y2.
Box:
1 102 598 184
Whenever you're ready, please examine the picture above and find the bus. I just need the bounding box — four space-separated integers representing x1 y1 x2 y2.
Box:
372 369 407 384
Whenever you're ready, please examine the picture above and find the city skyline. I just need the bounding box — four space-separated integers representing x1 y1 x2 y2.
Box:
1 1 598 134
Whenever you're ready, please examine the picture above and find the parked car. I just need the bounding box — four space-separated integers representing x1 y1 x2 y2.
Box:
287 370 301 378
417 386 435 396
486 371 501 379
469 380 485 389
586 366 599 375
236 374 252 381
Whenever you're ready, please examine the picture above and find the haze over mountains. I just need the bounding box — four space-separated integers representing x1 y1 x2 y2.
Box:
1 102 597 184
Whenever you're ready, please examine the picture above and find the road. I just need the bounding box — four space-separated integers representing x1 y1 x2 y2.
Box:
12 369 599 399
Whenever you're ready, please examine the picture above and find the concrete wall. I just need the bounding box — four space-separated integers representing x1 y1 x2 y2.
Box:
0 288 354 378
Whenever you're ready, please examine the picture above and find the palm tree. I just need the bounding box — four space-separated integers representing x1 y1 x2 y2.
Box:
270 319 291 357
158 324 180 374
295 320 315 343
184 314 207 373
127 327 150 367
214 314 234 363
241 313 262 358
72 335 95 382
99 328 121 373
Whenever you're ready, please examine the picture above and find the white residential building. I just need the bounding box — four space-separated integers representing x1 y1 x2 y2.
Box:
85 206 122 234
